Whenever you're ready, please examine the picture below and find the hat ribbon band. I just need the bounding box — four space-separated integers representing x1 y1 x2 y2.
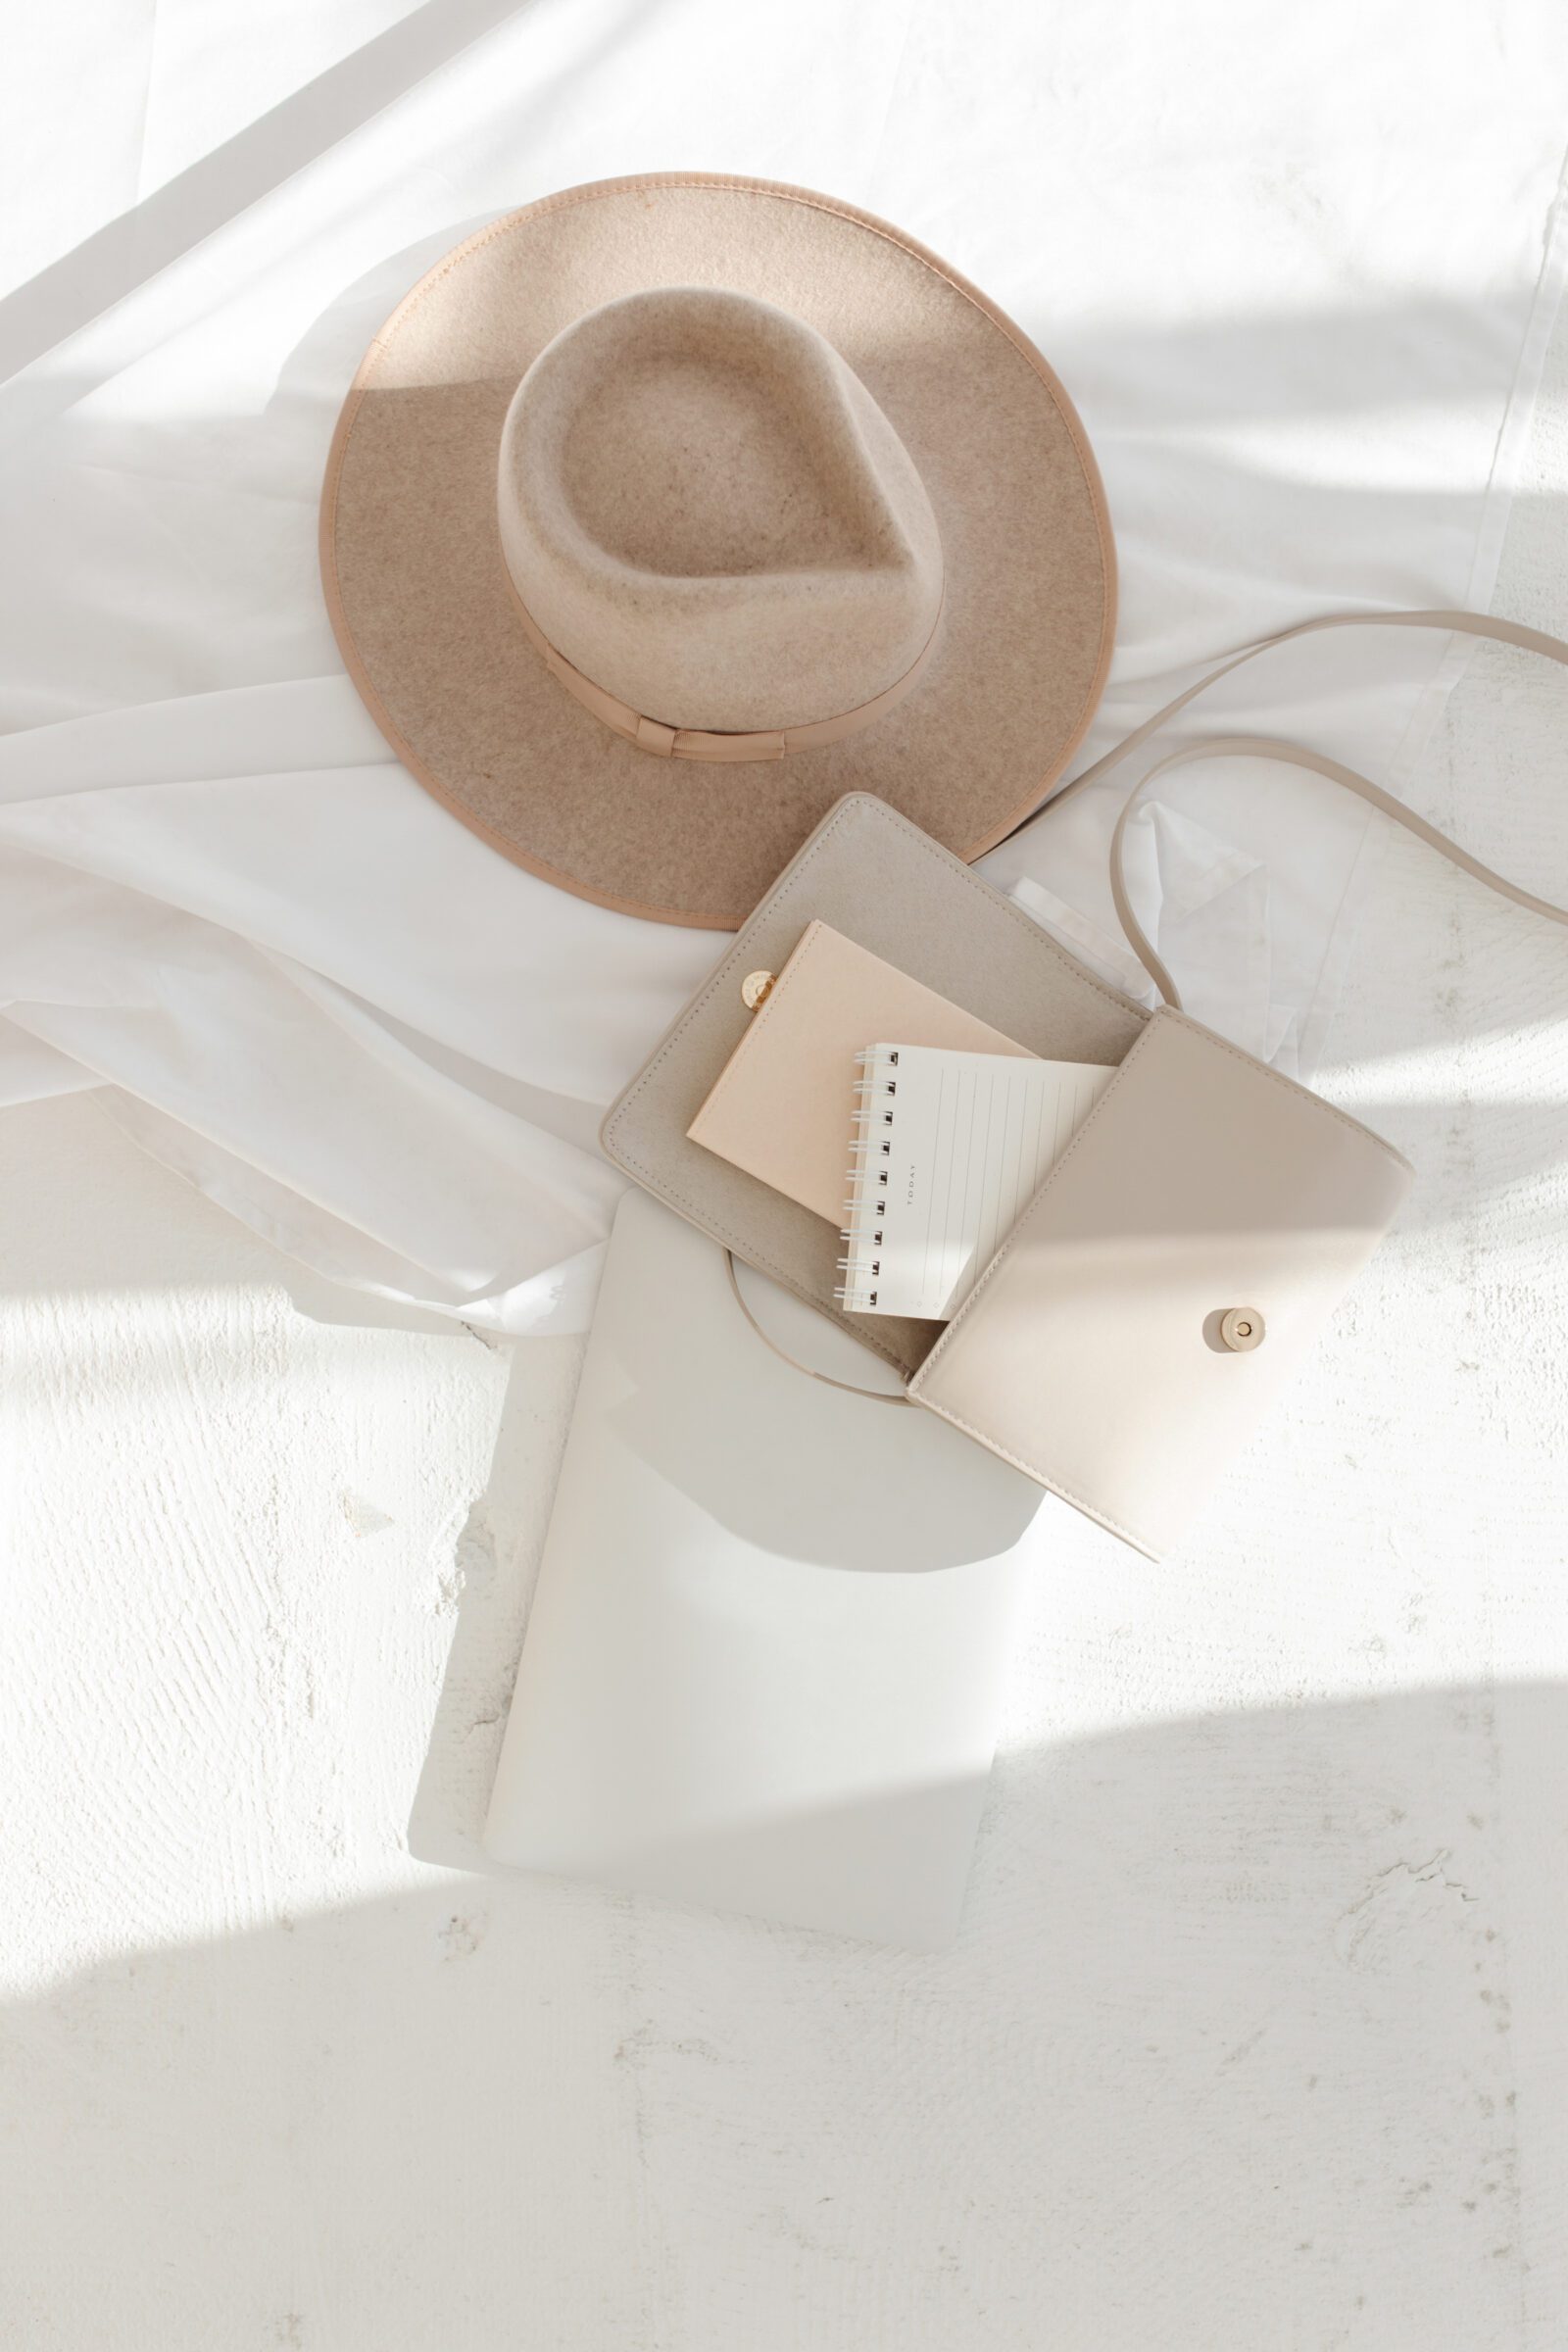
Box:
505 571 944 763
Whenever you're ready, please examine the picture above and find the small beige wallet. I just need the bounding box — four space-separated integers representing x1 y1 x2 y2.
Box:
686 919 1032 1224
602 794 1412 1559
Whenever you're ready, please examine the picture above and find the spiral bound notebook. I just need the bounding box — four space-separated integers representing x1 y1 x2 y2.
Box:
840 1044 1117 1320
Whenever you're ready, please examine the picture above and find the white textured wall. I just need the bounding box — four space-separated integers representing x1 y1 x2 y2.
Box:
5 268 1568 2352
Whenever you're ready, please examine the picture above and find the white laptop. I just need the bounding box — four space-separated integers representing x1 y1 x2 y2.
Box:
483 1188 1041 1949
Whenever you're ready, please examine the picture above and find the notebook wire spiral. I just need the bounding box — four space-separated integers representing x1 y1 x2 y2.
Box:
837 1047 901 1311
834 1041 1118 1322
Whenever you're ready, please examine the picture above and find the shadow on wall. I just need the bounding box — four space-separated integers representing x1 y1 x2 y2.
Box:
3 1680 1562 2349
0 0 569 383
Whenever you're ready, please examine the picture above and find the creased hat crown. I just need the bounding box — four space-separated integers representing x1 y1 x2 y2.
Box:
496 286 945 740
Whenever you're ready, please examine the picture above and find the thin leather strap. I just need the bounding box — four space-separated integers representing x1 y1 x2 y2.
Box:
1108 726 1568 1009
1087 610 1568 1004
1029 606 1568 822
507 566 945 763
723 1250 913 1403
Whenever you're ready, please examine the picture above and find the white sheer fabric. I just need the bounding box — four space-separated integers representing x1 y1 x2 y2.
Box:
2 0 1564 1327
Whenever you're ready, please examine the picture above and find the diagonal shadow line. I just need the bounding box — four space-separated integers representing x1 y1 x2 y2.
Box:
0 0 540 388
3 1690 1560 2342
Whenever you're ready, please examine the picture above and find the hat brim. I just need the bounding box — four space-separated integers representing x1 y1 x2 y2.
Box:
320 173 1116 929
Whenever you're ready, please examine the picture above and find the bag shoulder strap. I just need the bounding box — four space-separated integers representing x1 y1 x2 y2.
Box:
1039 607 1568 1006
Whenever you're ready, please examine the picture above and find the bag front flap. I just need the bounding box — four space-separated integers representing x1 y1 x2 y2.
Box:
907 1009 1413 1557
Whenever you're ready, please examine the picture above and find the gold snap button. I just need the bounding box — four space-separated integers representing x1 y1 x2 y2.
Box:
1218 1307 1264 1352
741 969 776 1011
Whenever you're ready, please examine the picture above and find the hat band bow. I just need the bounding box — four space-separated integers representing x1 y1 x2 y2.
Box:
505 570 945 763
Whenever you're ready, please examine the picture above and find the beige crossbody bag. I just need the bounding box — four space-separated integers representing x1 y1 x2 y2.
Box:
603 611 1568 1557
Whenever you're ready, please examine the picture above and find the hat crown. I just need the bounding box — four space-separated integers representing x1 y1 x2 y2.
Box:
497 287 944 736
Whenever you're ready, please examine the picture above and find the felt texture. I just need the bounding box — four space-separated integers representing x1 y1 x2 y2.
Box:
321 174 1115 928
497 287 944 734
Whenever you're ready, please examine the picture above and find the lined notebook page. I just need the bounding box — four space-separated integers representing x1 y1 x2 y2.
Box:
840 1045 1117 1320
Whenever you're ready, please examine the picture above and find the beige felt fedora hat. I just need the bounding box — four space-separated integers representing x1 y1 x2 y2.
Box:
320 173 1116 929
